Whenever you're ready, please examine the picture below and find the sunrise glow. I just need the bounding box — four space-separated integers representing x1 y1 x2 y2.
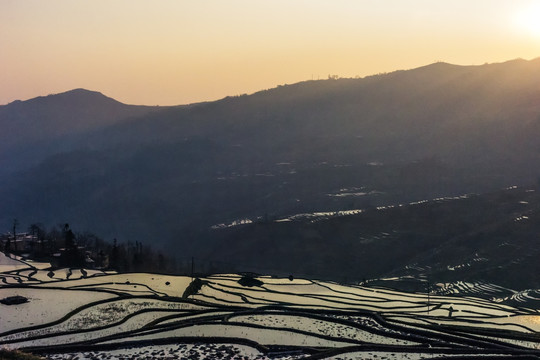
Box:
514 1 540 37
1 0 539 106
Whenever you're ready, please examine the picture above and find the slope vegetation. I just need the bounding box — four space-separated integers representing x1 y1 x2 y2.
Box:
1 58 540 268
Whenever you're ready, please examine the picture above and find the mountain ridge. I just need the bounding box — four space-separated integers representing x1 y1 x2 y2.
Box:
2 57 540 283
6 57 539 107
0 88 166 173
4 88 118 106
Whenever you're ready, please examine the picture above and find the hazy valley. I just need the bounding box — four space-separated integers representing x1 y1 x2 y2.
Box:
2 58 540 281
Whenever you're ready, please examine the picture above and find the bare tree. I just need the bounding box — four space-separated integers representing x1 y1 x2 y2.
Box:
12 219 19 252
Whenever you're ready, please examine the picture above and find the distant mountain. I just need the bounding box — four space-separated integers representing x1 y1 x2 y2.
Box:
2 58 540 280
0 88 164 173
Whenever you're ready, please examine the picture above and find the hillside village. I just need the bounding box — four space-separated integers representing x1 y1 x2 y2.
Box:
0 223 178 274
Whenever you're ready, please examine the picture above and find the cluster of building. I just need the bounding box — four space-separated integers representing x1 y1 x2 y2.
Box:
0 232 106 269
0 232 39 253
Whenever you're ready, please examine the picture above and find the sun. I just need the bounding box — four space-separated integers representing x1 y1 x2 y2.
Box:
514 1 540 37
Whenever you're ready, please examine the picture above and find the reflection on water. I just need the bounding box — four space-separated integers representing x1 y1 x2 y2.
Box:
514 315 540 332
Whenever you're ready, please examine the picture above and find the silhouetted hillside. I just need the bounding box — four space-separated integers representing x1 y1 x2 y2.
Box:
0 88 164 173
208 185 540 289
1 58 540 277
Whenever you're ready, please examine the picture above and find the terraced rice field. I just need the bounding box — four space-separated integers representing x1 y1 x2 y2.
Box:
1 252 540 359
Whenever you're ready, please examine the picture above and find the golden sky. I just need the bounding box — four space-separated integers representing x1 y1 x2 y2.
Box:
1 0 539 106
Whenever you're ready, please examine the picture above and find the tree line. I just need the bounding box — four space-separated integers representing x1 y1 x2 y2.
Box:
0 221 180 274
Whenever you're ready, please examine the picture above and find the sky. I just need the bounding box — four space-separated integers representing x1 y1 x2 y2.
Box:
1 0 540 106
